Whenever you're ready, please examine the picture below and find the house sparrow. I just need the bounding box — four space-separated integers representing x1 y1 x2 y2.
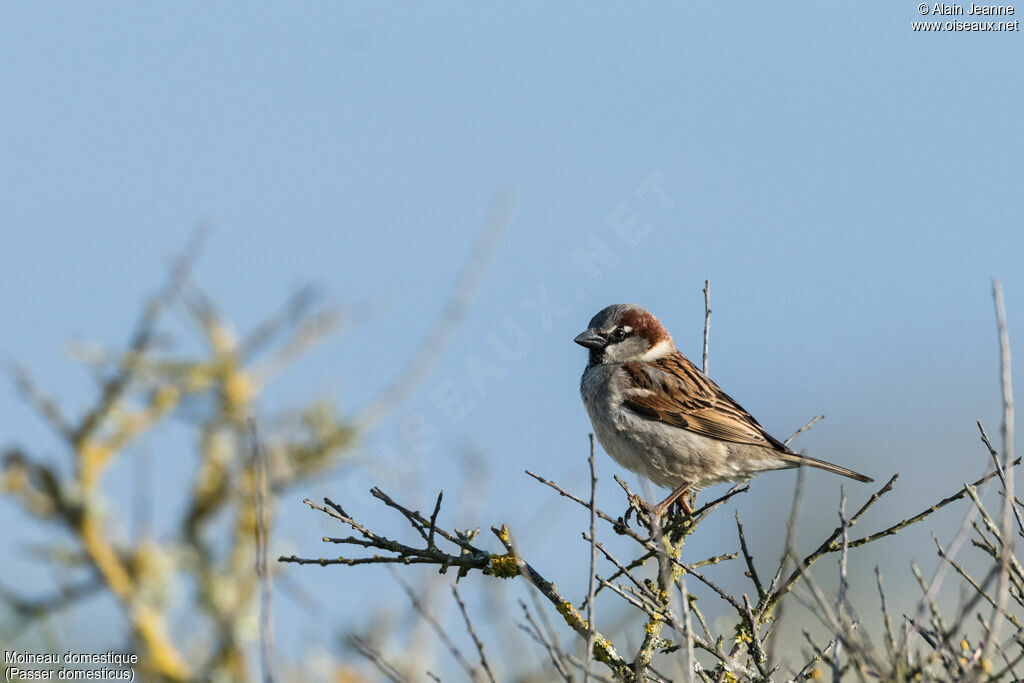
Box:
575 303 872 516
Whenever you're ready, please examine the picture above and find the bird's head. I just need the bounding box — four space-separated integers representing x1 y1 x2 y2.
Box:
574 303 673 366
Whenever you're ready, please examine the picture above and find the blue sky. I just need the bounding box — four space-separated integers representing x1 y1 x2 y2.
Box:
1 3 1022 677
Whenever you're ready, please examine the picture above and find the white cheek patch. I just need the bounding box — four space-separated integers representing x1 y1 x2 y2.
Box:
639 340 672 361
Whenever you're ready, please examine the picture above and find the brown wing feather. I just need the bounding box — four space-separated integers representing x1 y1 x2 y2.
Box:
621 353 792 454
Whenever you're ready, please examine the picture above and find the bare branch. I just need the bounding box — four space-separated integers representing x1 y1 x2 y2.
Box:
249 419 275 683
348 634 409 683
977 421 1024 538
517 600 575 683
784 415 825 447
428 490 444 550
10 364 73 441
736 511 764 600
793 630 840 681
702 279 711 376
390 569 478 680
742 593 768 676
987 278 1016 663
762 474 898 615
765 464 806 663
585 436 599 683
834 489 849 683
876 566 896 661
452 584 496 683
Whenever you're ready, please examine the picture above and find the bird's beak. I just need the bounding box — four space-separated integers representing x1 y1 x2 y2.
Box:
573 329 606 349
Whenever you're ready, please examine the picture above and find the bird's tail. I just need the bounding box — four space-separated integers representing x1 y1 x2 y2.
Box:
776 452 874 483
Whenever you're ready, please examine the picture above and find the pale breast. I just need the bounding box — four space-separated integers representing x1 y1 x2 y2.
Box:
580 364 788 490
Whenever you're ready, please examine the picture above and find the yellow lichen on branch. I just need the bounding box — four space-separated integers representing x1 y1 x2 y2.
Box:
3 269 350 682
487 553 519 578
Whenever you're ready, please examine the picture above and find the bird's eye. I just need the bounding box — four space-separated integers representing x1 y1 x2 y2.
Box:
610 327 628 342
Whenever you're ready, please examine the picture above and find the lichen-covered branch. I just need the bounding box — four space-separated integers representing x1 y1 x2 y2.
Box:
2 259 355 681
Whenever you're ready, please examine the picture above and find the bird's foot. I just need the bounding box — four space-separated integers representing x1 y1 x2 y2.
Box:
647 484 697 537
620 493 650 529
620 490 695 534
612 477 696 534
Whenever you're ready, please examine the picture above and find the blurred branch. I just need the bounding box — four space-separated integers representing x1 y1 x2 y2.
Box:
759 474 898 618
390 568 479 680
987 278 1016 664
250 419 276 683
348 634 408 683
11 364 73 441
0 579 102 619
517 599 577 682
3 244 354 681
357 189 515 428
452 584 496 683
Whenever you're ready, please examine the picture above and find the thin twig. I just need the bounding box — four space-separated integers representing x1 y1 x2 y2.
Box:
784 415 825 447
585 541 659 604
595 576 659 614
702 279 711 376
632 509 667 681
348 634 408 683
762 474 898 615
932 535 1022 629
794 630 840 681
676 562 745 613
736 511 764 600
526 585 571 677
452 584 496 683
525 469 650 546
876 566 896 661
833 489 848 683
517 600 575 683
692 484 750 522
765 463 805 664
909 561 957 675
787 550 882 675
492 527 633 679
901 476 997 665
988 632 1024 680
742 594 768 676
987 278 1015 664
389 569 477 680
428 490 444 549
679 576 696 683
848 458 1020 552
10 364 72 441
978 421 1024 538
0 579 102 619
584 436 598 683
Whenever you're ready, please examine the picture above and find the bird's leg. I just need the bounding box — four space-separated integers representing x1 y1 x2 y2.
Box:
653 482 693 520
674 490 698 517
